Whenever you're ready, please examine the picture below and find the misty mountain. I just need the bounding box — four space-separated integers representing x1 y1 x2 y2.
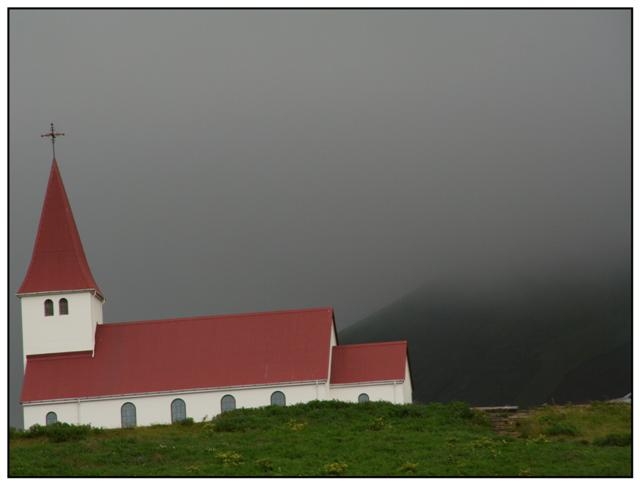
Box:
339 264 631 407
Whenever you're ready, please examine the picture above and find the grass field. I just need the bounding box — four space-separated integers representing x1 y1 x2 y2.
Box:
9 400 631 477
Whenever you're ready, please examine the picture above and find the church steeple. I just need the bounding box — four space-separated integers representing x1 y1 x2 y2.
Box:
18 156 105 365
18 159 103 299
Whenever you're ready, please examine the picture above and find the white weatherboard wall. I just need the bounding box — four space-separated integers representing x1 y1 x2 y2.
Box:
402 362 413 404
24 381 327 429
20 291 103 367
329 382 404 404
23 376 410 429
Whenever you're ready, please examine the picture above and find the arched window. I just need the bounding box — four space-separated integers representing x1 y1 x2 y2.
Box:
221 394 236 413
121 402 137 428
270 391 286 407
59 298 69 315
44 299 54 316
171 398 187 423
358 393 370 403
46 411 58 425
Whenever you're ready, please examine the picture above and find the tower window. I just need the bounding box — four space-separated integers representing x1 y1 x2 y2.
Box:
121 402 137 428
171 398 187 423
46 411 58 426
270 391 286 407
44 299 54 316
221 394 236 413
358 393 370 403
59 298 68 315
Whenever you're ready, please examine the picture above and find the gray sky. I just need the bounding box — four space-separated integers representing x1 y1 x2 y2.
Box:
8 9 631 428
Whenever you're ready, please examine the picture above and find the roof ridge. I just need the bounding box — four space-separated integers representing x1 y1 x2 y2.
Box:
103 306 334 328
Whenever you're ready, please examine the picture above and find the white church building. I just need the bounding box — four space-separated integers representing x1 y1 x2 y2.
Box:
18 157 413 429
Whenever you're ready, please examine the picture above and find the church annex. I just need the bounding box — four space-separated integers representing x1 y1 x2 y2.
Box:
18 156 412 429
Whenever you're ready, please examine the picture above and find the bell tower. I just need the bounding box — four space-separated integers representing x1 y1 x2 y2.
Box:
17 155 104 368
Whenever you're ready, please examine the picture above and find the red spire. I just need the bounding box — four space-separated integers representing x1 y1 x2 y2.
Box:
18 159 103 299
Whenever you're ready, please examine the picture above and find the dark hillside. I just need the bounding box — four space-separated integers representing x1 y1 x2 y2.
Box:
339 265 631 407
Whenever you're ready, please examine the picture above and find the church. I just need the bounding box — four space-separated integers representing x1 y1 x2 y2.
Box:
18 153 413 429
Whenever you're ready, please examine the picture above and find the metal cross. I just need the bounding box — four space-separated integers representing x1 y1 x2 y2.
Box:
41 122 65 159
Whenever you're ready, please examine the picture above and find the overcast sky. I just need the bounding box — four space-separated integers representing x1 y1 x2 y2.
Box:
8 9 630 427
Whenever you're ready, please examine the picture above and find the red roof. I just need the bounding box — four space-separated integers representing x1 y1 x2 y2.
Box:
330 341 408 384
17 159 103 298
21 307 335 402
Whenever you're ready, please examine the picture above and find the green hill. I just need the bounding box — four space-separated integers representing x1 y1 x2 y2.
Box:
339 265 631 407
9 401 631 477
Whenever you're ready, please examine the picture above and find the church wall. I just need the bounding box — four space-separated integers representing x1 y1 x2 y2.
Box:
329 382 406 404
20 291 98 365
24 382 413 430
24 401 81 428
89 293 103 354
24 377 411 429
403 361 413 403
23 381 327 429
90 293 103 327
